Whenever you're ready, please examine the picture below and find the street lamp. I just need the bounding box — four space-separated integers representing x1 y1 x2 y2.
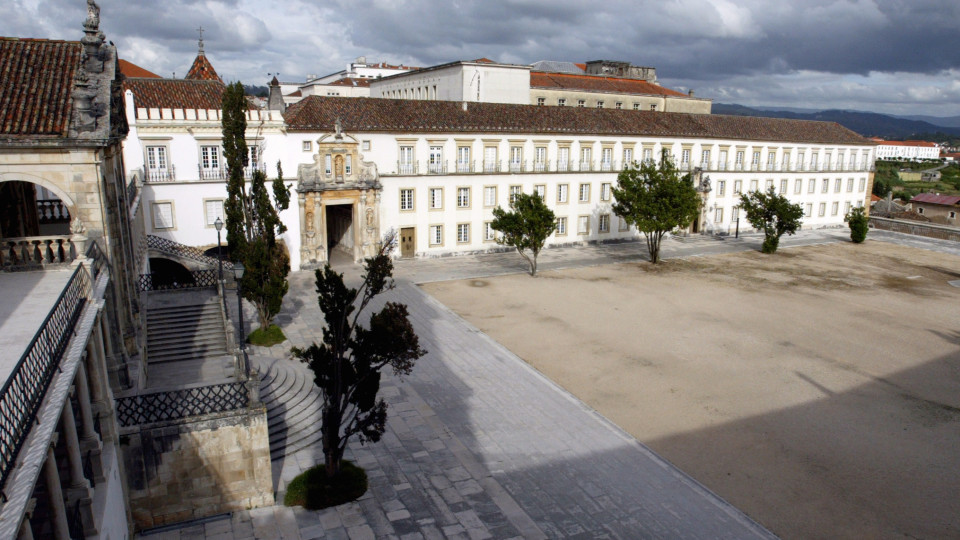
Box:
214 217 224 282
233 261 246 355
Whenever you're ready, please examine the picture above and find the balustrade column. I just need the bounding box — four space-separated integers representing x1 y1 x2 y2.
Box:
41 447 70 540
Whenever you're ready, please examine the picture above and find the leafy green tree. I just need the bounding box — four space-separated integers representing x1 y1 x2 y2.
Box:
222 82 291 332
292 234 426 478
491 192 556 276
845 206 869 243
872 175 892 198
611 152 701 263
738 187 804 253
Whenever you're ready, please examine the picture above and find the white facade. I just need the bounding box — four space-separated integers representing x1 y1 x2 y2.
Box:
369 60 531 104
874 140 940 160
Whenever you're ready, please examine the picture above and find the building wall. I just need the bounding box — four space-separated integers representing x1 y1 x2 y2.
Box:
530 88 712 113
913 202 959 224
370 63 531 104
875 144 940 160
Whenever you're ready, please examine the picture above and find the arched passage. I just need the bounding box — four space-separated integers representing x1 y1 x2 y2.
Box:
147 257 194 289
0 178 75 238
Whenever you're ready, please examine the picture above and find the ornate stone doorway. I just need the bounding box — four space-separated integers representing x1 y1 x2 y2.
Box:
325 203 354 259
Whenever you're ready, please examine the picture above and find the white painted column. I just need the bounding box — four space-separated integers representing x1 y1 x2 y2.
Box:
41 447 70 540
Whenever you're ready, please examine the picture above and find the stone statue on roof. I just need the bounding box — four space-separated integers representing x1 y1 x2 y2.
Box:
84 0 100 31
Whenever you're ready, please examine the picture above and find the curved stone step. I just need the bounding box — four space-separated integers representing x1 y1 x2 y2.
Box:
253 357 326 461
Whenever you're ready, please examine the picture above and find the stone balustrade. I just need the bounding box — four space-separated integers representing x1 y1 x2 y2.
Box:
0 235 80 268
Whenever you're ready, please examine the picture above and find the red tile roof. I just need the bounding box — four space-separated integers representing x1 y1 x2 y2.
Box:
910 193 960 206
284 96 874 145
185 53 221 82
118 59 160 79
874 139 938 147
123 78 227 114
0 37 81 137
531 71 687 98
328 78 371 87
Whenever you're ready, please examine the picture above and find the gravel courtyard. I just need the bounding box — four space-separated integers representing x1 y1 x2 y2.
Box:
421 241 960 539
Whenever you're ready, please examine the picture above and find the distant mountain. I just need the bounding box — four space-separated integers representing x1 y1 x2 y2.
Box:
713 103 960 139
896 114 960 128
244 84 269 98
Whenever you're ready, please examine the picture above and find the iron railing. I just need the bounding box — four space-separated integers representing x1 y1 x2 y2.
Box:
146 235 232 271
0 265 90 495
86 241 106 280
115 382 249 427
137 269 218 292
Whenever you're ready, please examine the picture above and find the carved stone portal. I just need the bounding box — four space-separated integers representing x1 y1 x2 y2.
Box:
297 131 381 269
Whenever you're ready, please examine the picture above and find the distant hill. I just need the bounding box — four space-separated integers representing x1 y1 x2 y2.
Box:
713 103 960 139
896 114 960 128
244 84 268 98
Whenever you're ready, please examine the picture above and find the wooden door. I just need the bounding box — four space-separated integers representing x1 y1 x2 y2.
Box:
400 227 415 258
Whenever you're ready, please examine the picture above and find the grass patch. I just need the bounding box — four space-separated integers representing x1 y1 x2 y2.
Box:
247 324 286 346
284 461 368 510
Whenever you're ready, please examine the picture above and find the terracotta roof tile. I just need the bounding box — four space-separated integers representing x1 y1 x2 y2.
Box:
185 53 221 82
328 78 371 87
910 193 960 206
118 59 160 79
123 78 227 115
531 71 687 98
284 96 874 145
0 37 81 137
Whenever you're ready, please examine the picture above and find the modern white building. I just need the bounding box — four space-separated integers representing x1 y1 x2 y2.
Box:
369 58 532 104
871 139 940 161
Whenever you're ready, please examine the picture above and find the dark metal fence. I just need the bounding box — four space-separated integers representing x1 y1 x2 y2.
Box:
0 265 90 497
115 382 249 427
137 269 218 292
86 241 105 280
146 234 233 271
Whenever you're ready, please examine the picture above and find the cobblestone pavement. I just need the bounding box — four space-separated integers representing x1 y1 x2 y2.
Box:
147 229 957 539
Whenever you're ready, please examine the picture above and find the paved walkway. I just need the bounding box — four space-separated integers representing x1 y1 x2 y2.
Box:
146 229 958 539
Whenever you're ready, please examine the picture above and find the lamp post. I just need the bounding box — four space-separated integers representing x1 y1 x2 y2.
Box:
233 262 247 375
214 217 224 282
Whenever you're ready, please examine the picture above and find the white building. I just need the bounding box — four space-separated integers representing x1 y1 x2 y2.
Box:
872 139 940 161
369 58 532 104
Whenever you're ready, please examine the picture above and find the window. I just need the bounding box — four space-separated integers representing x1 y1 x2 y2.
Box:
822 179 829 193
650 104 657 111
580 147 592 170
681 149 690 167
715 208 723 222
429 187 443 209
534 184 546 199
601 148 613 170
577 99 585 107
701 149 711 167
200 145 220 170
825 153 832 170
615 102 622 109
146 146 168 171
400 188 414 211
766 179 774 190
794 179 802 194
834 178 842 193
578 215 590 235
509 146 522 172
558 147 570 171
534 147 547 171
780 179 787 194
204 200 224 227
599 214 610 233
302 140 313 152
751 151 761 169
717 180 726 196
430 225 443 246
362 140 371 151
428 146 444 174
537 97 545 106
506 185 520 204
767 152 776 168
846 178 854 192
248 146 260 170
483 186 497 207
457 146 471 173
818 202 826 216
484 146 498 172
399 146 415 174
600 183 611 201
457 187 470 208
858 178 866 192
849 153 856 170
831 201 839 216
558 98 566 106
642 148 653 163
345 154 352 175
844 202 852 215
578 183 590 202
633 103 640 111
735 151 744 170
808 179 816 193
805 203 813 217
917 207 924 215
797 151 805 170
719 150 728 170
731 206 739 221
152 201 175 230
619 217 629 231
749 179 758 192
811 152 819 169
596 101 604 108
949 211 957 219
556 216 567 235
733 180 742 194
484 222 496 241
557 183 568 203
457 223 470 243
783 152 791 170
623 148 633 167
324 154 332 175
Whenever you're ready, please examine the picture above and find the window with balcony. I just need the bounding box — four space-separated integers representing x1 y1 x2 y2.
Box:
200 145 220 177
681 149 690 168
558 147 570 171
719 150 728 170
642 148 653 164
623 148 633 167
751 151 760 169
535 147 547 171
767 152 776 168
146 146 170 180
399 146 415 174
735 151 744 170
509 146 522 172
428 146 444 174
701 150 711 168
457 146 471 173
601 148 613 170
580 147 592 170
484 146 498 172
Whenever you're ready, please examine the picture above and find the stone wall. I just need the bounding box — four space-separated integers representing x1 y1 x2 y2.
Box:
869 216 960 242
120 406 273 529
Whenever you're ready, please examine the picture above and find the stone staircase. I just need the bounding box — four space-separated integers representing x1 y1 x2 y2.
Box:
255 357 325 461
146 302 230 363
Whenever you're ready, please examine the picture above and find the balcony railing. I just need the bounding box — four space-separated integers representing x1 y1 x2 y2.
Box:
137 269 219 292
1 236 79 269
36 200 70 224
145 165 176 182
115 382 249 427
0 264 91 493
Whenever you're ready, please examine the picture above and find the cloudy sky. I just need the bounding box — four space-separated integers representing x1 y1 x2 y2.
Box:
3 0 959 117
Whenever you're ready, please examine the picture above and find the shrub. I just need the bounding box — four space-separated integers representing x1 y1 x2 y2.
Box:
247 324 286 346
845 207 869 244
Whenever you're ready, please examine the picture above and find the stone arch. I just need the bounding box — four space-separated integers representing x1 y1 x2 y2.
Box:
0 172 78 211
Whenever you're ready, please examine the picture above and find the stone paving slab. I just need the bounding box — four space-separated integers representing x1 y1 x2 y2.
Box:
147 229 958 539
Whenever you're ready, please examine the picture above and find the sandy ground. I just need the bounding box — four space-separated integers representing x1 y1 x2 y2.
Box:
421 241 960 540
